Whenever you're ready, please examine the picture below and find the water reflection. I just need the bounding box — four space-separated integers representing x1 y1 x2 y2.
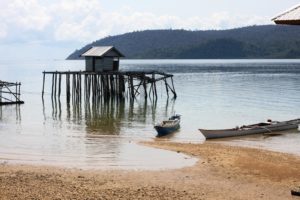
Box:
0 105 22 123
0 98 195 170
84 99 125 135
51 97 63 121
48 96 176 136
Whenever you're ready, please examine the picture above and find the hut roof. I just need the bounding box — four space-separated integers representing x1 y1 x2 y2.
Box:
81 46 125 57
272 4 300 25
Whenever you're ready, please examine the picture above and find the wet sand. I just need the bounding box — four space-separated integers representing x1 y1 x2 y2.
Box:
1 141 300 200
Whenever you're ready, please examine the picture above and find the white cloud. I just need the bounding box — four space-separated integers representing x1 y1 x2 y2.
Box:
0 0 51 31
49 0 106 41
51 3 269 42
0 0 271 43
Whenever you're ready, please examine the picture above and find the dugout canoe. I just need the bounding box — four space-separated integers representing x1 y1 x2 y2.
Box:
199 118 300 139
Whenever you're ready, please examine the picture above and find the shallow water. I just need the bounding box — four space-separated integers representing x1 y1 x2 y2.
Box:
0 59 300 169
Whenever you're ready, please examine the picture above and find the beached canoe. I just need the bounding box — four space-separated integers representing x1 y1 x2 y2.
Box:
199 118 300 139
155 114 181 137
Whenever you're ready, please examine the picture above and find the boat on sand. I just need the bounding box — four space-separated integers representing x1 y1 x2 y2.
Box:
199 118 300 139
155 114 181 137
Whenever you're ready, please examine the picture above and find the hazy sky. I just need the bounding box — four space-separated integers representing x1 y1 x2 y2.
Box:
0 0 299 59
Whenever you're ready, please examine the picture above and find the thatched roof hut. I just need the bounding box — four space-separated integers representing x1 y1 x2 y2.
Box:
273 4 300 25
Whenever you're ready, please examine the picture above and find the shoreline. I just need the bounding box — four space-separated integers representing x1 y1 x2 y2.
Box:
1 142 300 199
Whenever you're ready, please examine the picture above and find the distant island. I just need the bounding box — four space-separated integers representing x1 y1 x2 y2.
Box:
67 25 300 59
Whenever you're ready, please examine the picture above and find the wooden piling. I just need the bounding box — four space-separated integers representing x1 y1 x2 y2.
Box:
54 73 57 97
15 83 18 102
152 74 158 99
164 79 169 98
79 73 82 102
58 73 62 98
18 83 21 100
42 70 176 103
51 74 55 96
170 77 177 98
0 86 2 104
143 75 147 98
66 74 70 103
106 75 109 99
129 75 134 99
42 72 45 97
110 75 114 96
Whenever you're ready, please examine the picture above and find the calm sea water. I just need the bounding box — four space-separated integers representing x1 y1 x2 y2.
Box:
1 59 300 169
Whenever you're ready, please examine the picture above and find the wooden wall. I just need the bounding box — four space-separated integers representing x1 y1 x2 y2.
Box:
85 57 115 72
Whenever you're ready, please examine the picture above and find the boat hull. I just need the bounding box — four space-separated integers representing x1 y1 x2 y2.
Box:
200 120 299 139
155 123 180 137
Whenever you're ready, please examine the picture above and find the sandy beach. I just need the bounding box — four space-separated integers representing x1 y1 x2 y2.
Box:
1 141 300 200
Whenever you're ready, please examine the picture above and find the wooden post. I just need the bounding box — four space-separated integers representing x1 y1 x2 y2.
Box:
143 74 147 99
58 73 62 98
88 75 91 102
15 82 18 102
106 74 110 99
91 74 94 102
51 73 55 96
111 75 115 97
130 75 135 99
84 74 87 102
153 74 157 99
100 75 104 100
0 85 2 103
94 74 97 102
121 75 124 98
164 78 169 98
18 82 21 101
97 75 101 101
99 75 103 97
170 76 177 98
72 74 76 102
148 82 153 97
78 73 81 102
114 75 118 97
54 73 58 97
42 72 45 97
66 73 70 103
153 81 157 99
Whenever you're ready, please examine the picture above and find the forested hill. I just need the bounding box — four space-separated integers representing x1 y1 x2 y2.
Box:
67 25 300 59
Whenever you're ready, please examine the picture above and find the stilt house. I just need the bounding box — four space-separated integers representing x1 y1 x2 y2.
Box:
81 46 125 72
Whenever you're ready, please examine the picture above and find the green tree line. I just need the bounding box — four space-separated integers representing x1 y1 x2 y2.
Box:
67 25 300 59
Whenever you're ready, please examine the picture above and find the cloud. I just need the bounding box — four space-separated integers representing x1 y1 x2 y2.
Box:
0 0 271 44
51 5 270 42
0 0 51 31
50 0 106 41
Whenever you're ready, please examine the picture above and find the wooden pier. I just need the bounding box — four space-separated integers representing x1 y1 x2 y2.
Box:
0 81 24 105
42 71 177 104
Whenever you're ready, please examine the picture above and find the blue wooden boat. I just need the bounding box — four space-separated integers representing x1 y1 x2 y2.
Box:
154 114 181 137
